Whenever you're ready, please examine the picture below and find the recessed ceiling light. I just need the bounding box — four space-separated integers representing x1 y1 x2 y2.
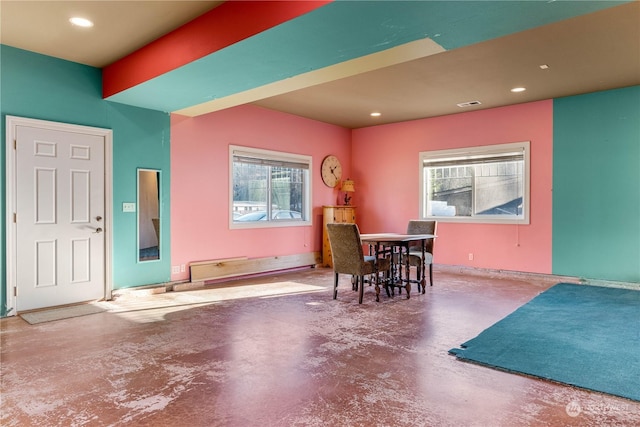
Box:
370 112 381 117
511 87 526 93
69 17 94 28
539 64 549 70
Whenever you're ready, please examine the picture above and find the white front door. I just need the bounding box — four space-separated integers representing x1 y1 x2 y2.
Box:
14 125 106 311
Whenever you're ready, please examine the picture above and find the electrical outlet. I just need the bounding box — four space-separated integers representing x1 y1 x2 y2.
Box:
180 264 186 273
468 253 474 261
171 266 180 274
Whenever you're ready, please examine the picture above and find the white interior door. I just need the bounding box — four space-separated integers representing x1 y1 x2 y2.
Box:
15 125 106 311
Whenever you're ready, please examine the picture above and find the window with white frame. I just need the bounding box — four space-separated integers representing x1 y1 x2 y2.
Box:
419 141 530 224
230 145 311 227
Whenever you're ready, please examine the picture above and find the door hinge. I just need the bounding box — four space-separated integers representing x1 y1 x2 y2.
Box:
14 287 17 297
13 213 17 223
14 139 17 150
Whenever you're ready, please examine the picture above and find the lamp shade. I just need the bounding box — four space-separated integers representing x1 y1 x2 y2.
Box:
341 179 355 192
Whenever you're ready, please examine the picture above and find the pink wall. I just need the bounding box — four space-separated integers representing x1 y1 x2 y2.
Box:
351 100 553 274
171 101 553 280
170 105 351 281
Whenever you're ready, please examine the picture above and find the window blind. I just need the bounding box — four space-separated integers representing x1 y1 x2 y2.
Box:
423 151 524 168
233 154 309 170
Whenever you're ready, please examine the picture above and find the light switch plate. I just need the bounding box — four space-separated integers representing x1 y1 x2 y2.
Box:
122 202 136 212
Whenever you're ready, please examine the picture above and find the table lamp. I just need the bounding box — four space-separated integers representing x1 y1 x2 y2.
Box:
341 179 355 205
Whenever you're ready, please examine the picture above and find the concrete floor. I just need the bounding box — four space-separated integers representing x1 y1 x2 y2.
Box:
1 267 639 426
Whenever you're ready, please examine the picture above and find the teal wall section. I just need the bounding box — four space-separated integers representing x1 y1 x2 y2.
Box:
553 86 640 283
107 104 171 288
0 45 171 316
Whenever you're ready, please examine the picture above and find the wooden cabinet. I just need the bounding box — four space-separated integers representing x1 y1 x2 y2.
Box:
322 205 356 268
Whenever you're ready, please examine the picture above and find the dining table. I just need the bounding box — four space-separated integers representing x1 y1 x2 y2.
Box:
360 233 436 299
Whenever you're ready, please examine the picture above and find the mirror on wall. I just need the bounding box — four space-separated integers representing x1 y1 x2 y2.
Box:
138 168 161 262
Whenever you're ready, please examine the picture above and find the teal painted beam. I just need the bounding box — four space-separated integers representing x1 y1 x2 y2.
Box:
106 0 630 113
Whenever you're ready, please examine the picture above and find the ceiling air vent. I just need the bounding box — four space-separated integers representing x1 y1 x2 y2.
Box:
456 100 482 108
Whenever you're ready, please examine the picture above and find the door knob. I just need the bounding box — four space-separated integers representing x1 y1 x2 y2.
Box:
96 216 102 221
94 227 103 234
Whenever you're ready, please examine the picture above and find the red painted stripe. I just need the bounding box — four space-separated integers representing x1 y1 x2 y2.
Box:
103 1 332 98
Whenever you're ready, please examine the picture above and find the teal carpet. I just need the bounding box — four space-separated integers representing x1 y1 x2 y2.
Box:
449 283 640 402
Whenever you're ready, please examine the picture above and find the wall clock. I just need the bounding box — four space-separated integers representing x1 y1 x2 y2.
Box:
321 155 342 188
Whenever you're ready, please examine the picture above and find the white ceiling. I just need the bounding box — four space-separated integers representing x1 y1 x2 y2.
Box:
1 0 639 129
0 1 223 68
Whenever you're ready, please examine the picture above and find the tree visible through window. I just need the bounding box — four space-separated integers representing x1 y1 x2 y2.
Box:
230 146 310 226
420 142 530 224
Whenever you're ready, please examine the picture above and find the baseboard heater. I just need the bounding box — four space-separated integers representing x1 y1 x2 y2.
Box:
189 252 322 283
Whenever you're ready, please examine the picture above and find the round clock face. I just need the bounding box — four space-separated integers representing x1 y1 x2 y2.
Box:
321 155 342 188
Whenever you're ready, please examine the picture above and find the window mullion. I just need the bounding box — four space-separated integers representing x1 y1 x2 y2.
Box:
266 166 273 221
471 166 476 217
